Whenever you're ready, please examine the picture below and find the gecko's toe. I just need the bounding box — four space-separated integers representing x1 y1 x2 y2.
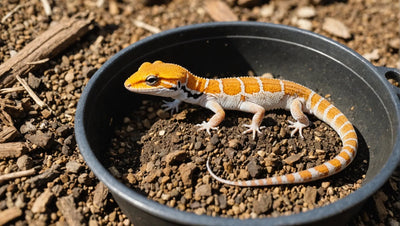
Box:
288 120 306 138
242 124 263 139
196 121 218 135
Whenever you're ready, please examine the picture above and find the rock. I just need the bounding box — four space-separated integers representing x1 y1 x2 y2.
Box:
25 130 53 149
41 109 52 118
247 159 262 178
20 121 36 134
165 150 189 165
296 6 316 18
322 17 351 39
253 193 272 214
228 139 240 149
218 194 227 209
296 19 312 30
17 155 33 170
304 186 317 206
373 191 388 221
283 153 303 165
225 148 236 159
93 182 109 212
238 169 249 180
210 134 219 145
389 38 400 50
144 169 161 183
179 162 198 186
31 189 54 213
82 66 96 78
194 141 203 150
66 160 82 173
78 173 91 185
27 73 41 89
56 195 84 225
195 184 212 197
260 4 274 18
56 124 72 137
363 49 380 61
65 70 75 83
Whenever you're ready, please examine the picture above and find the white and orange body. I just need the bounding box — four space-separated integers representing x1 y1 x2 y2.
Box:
124 61 358 186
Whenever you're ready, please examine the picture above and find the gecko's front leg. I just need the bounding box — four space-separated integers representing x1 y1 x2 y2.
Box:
239 101 266 139
288 98 310 138
161 99 182 114
196 100 225 135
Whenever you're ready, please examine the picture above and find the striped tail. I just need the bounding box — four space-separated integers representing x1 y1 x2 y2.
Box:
206 93 358 186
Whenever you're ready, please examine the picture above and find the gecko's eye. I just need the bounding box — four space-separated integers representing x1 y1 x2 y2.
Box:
145 75 159 86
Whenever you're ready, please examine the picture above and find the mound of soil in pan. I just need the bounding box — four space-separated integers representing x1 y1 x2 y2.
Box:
0 0 398 225
106 96 367 218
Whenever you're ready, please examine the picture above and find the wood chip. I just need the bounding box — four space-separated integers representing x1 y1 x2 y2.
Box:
283 153 303 165
0 206 23 225
0 126 19 143
0 12 94 87
0 142 27 159
204 0 238 22
56 195 84 225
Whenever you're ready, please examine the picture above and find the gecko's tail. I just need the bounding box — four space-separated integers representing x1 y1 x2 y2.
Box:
206 107 358 187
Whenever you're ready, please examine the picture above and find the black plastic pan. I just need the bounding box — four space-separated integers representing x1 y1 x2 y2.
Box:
75 22 400 225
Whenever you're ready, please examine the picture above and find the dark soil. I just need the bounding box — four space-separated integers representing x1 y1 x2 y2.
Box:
107 97 368 218
0 0 399 225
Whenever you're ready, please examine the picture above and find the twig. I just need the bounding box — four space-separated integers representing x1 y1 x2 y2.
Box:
1 3 31 23
0 166 40 183
0 86 25 94
40 0 52 16
15 74 51 112
26 58 50 65
133 20 161 33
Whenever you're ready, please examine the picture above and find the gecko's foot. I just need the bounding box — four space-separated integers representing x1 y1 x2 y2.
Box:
242 124 265 139
288 120 308 138
196 121 218 135
161 99 180 114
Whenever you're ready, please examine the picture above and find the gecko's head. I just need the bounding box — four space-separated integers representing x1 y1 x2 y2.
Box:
124 61 188 97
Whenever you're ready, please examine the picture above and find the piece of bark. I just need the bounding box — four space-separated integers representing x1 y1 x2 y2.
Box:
0 206 23 225
0 142 27 158
0 12 94 87
0 126 19 142
56 195 84 226
26 164 60 188
204 0 238 22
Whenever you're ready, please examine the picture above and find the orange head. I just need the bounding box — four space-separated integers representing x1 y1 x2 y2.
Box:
124 61 188 97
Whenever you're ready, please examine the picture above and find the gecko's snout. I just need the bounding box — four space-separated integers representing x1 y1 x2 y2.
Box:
124 80 132 88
